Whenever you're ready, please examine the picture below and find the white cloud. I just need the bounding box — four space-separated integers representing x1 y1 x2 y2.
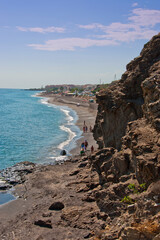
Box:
97 29 157 42
129 8 160 27
28 38 118 51
17 26 28 32
132 3 138 7
28 8 160 51
79 8 160 43
78 23 104 30
16 26 65 33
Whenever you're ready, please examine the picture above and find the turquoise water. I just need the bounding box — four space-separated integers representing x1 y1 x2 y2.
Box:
0 192 16 205
0 89 81 170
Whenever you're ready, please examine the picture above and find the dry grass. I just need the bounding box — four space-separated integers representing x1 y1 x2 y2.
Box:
132 220 160 236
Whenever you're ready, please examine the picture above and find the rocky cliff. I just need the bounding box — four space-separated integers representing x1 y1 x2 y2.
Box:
89 33 160 239
92 33 160 186
93 33 160 150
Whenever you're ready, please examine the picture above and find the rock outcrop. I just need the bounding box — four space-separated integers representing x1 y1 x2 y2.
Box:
90 33 160 239
0 161 36 190
92 33 160 185
93 33 160 150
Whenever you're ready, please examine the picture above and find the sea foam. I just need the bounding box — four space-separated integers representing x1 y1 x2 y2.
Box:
0 89 81 170
40 96 79 157
58 125 76 149
60 108 74 123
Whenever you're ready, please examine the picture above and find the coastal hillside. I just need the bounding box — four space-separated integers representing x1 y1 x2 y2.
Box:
89 33 160 239
0 34 159 240
93 33 160 150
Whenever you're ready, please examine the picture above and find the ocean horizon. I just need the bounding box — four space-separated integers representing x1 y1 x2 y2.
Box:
0 89 82 171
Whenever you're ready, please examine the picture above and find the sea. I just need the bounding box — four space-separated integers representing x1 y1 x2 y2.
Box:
0 89 82 171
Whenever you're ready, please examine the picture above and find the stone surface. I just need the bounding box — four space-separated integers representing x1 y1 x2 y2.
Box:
93 33 160 151
0 161 36 186
92 33 160 186
49 202 64 211
34 219 52 229
120 227 147 240
0 181 12 190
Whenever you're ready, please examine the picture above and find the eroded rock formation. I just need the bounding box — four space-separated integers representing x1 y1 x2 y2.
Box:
92 33 160 185
93 33 160 150
90 33 160 239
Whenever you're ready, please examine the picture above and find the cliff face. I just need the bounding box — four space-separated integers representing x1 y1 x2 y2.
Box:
93 33 160 150
93 33 160 186
89 34 160 239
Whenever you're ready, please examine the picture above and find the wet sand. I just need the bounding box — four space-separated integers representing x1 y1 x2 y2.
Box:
45 94 98 155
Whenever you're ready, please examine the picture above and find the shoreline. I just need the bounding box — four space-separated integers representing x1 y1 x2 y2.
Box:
0 93 101 239
41 93 98 157
0 156 102 239
0 93 98 204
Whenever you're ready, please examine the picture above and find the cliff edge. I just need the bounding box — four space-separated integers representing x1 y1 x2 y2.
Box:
92 33 160 185
89 33 160 239
93 33 160 150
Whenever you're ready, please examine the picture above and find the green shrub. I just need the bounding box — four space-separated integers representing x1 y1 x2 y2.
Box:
139 183 147 192
121 196 134 204
128 183 147 194
128 183 135 190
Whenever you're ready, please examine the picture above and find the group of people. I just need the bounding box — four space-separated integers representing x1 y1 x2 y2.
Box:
81 140 88 149
80 141 94 156
83 121 93 133
80 121 94 156
83 125 88 133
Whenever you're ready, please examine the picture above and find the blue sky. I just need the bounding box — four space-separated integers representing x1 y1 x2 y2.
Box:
0 0 160 88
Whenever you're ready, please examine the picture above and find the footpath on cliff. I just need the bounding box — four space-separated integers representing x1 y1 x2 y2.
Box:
0 33 160 240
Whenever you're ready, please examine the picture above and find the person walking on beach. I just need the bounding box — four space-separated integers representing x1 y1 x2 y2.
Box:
81 142 85 149
84 140 88 150
80 148 85 156
85 125 88 132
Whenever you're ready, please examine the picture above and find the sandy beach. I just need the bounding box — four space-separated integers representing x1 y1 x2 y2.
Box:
0 94 100 240
45 94 98 156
